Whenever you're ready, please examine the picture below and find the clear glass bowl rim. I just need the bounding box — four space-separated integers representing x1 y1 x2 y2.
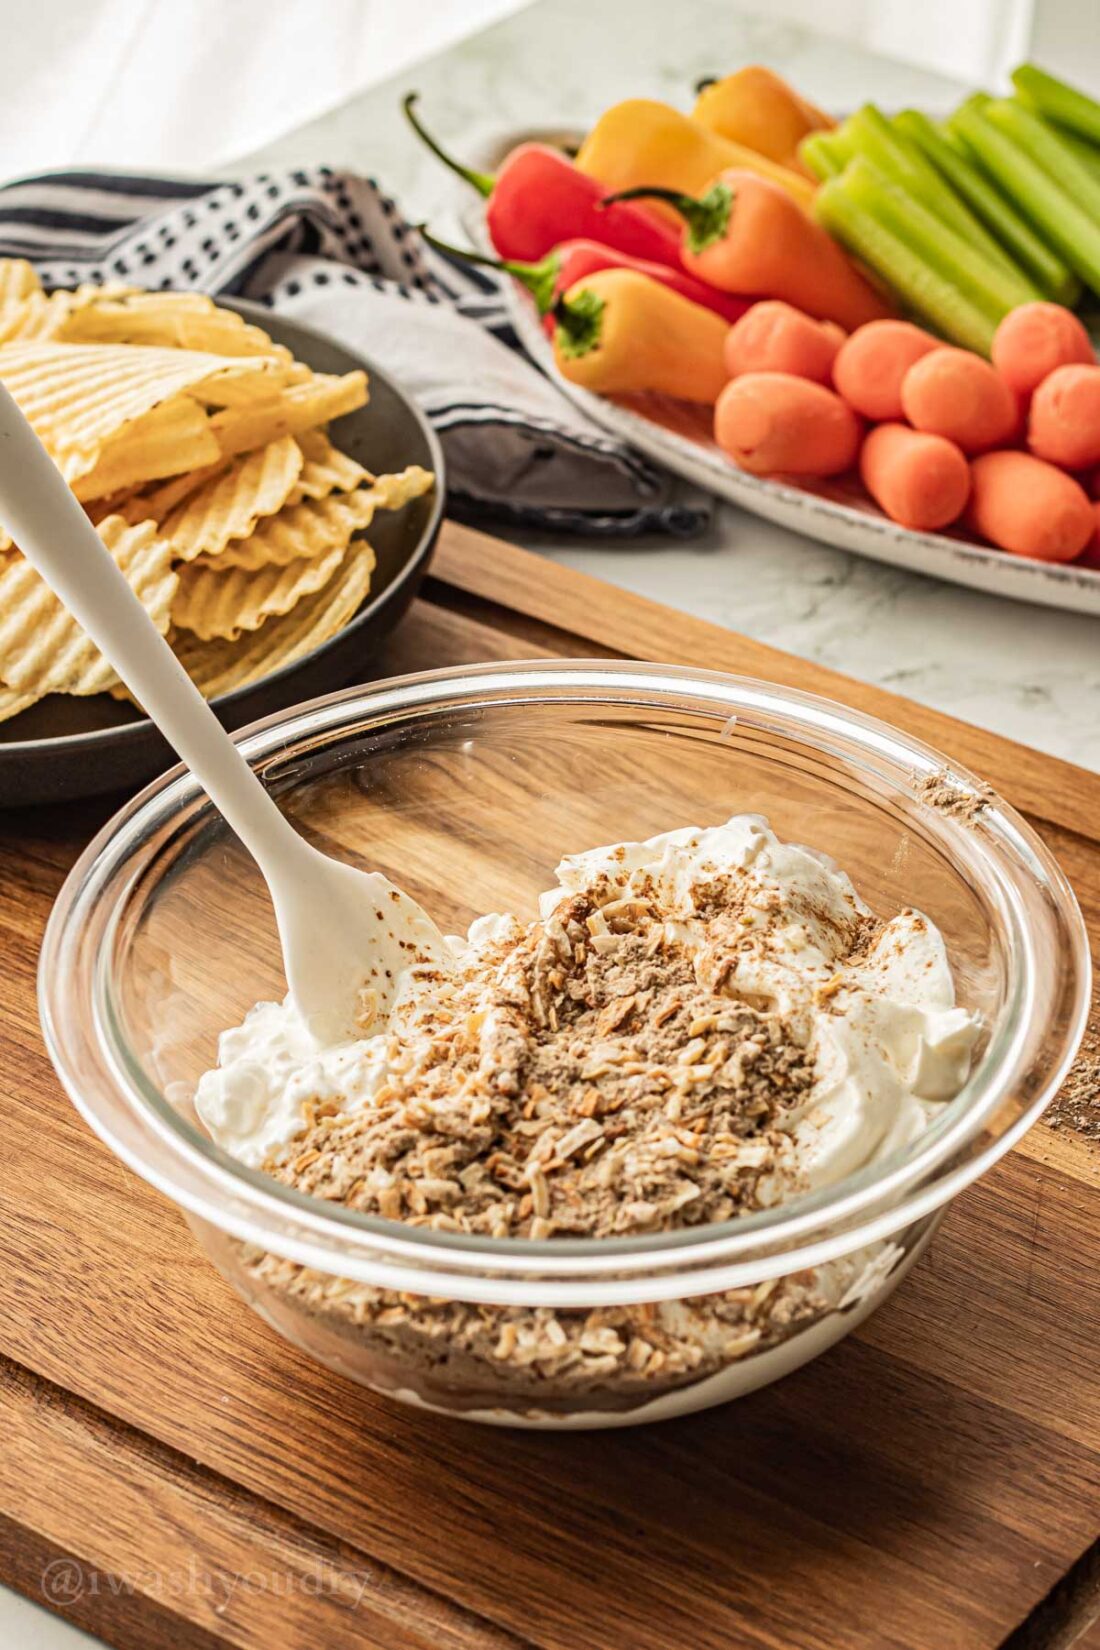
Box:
39 660 1091 1306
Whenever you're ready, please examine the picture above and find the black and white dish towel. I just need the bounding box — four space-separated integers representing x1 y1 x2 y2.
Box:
0 165 709 538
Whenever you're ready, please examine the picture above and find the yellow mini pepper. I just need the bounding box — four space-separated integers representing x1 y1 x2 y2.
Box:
692 67 833 177
552 269 730 403
574 99 816 217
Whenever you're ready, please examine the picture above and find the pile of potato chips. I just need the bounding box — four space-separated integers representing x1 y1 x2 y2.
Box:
0 259 435 724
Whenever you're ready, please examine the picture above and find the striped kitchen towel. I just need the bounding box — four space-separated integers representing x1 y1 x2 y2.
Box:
0 165 709 538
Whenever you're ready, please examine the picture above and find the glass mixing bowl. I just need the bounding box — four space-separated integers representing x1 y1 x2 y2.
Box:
40 663 1090 1428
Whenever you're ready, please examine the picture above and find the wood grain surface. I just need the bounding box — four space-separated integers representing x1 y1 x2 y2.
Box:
1 521 1097 1650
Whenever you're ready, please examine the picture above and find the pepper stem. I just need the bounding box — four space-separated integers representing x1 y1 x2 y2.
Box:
600 183 734 253
418 227 561 313
552 289 605 359
402 93 496 198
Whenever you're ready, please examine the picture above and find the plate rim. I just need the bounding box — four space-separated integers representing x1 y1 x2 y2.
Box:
480 179 1100 618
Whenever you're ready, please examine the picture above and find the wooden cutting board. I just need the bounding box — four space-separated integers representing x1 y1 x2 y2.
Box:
2 521 1098 1650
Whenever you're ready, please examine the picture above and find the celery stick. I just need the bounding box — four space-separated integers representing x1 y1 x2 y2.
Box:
1058 128 1100 187
937 121 972 157
815 167 998 354
799 128 854 180
800 134 842 180
950 99 1100 295
841 157 1028 328
986 99 1100 223
895 108 1077 303
845 106 971 225
844 102 1026 284
1013 63 1100 146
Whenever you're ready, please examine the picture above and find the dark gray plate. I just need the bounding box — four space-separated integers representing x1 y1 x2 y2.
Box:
0 299 444 806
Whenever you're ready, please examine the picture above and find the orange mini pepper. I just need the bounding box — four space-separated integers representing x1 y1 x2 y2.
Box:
605 169 892 332
574 99 816 217
692 67 831 177
552 268 730 403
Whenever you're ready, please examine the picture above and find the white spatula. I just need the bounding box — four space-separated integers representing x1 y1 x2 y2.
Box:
0 382 450 1044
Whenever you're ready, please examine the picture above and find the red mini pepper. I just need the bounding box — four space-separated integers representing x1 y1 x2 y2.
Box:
403 93 682 268
604 172 892 331
421 229 753 334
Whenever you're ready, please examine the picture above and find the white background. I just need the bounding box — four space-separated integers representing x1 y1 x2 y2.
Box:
0 0 1087 180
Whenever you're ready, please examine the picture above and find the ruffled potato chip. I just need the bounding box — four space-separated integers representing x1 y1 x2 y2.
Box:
0 282 141 347
209 371 367 458
0 340 290 473
0 283 430 712
57 290 297 364
0 259 41 304
0 518 176 696
169 540 376 698
71 397 221 500
200 495 353 573
119 460 228 524
290 428 371 501
161 436 303 561
210 466 434 573
0 291 70 345
0 683 39 724
172 536 349 641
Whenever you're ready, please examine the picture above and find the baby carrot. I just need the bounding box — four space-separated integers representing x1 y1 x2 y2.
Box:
605 170 892 331
832 319 940 420
859 422 970 530
900 348 1018 454
714 373 862 476
968 450 1093 562
1028 364 1100 469
552 269 730 402
991 302 1094 397
724 302 845 385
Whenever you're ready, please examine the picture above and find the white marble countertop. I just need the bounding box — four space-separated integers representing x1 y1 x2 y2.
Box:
242 0 1100 773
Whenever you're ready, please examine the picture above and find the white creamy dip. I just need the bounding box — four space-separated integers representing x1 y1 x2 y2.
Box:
196 815 979 1199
